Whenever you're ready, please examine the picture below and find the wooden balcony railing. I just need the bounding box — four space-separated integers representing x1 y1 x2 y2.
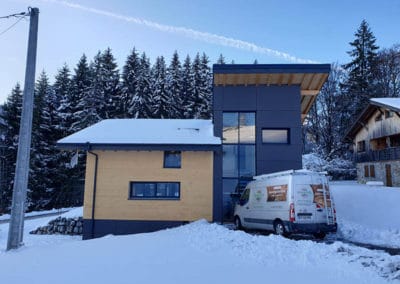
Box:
355 147 400 163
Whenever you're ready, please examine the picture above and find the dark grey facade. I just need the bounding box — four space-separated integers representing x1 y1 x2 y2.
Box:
212 64 330 220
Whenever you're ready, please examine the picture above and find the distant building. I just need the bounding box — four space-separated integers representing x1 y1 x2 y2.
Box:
57 64 330 239
345 98 400 187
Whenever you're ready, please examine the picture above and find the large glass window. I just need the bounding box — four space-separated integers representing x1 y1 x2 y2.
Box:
239 145 255 178
222 113 239 143
223 145 238 177
130 182 180 200
239 113 255 143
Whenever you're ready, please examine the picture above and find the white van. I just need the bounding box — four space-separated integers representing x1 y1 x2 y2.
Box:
233 170 337 239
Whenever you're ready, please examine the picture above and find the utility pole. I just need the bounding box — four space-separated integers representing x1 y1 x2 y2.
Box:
7 7 39 250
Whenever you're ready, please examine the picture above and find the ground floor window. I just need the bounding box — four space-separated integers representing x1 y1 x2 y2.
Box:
129 182 180 200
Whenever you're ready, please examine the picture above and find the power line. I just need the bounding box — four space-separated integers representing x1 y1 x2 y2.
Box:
0 10 29 37
0 12 27 19
0 16 27 36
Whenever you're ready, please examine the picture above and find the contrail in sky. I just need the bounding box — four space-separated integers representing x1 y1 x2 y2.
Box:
42 0 318 63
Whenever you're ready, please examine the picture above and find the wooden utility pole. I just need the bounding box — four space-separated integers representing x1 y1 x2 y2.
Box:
7 7 39 250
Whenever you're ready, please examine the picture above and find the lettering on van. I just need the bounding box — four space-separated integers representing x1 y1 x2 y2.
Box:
310 184 331 208
266 184 288 202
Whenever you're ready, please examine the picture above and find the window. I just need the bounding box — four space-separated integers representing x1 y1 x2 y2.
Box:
357 140 366 152
364 165 369 177
130 182 180 200
385 110 393 119
262 129 289 144
370 165 375 178
375 113 383 121
164 151 181 168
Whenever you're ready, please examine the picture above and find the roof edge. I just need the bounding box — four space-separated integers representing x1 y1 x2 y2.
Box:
56 143 221 151
212 63 331 74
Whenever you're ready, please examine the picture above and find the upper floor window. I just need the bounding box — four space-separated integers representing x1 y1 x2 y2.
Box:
385 110 393 119
164 151 181 168
357 140 366 152
262 129 290 144
223 112 255 144
375 113 383 121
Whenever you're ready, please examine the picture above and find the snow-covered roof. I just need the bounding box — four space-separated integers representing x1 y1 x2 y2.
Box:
57 119 221 150
371 98 400 112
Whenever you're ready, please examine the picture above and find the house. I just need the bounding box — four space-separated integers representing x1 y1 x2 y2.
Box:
57 64 331 238
345 98 400 187
212 64 330 219
57 119 221 239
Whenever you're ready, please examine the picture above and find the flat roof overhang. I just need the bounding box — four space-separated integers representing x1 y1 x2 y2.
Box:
213 64 331 122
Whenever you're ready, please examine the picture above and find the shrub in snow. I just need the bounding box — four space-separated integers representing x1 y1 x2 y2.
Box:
303 153 356 180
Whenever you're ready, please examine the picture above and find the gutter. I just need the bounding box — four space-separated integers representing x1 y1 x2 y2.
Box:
86 143 98 239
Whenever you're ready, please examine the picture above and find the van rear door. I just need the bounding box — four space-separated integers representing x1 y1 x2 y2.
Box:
311 183 335 225
294 184 316 223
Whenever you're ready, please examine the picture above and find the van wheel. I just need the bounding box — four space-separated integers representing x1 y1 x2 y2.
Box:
234 216 243 230
313 232 326 240
274 221 287 237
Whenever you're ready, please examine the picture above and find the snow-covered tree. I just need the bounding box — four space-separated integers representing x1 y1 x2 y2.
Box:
0 83 23 212
342 20 379 118
129 52 153 118
216 54 226 64
122 48 141 118
374 44 400 97
166 51 183 118
152 56 171 118
181 55 193 118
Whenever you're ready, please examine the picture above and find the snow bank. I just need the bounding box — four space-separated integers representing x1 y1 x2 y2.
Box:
331 181 400 248
1 219 398 283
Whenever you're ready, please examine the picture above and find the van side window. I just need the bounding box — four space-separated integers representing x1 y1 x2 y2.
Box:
239 188 250 205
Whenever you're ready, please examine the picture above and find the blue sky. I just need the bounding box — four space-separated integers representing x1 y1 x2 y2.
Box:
0 0 399 103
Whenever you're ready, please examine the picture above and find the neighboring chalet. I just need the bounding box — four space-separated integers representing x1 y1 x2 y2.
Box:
57 64 330 239
345 98 400 187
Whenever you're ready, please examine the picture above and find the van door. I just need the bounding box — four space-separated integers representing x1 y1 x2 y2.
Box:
309 183 334 225
294 184 315 223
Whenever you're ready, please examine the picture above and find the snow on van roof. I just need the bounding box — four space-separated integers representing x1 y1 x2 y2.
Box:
253 169 327 180
57 119 221 146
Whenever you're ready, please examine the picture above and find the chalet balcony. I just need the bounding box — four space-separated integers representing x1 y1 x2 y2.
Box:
355 147 400 163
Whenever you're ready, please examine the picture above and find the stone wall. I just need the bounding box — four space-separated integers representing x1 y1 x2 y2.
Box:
357 160 400 187
30 216 83 235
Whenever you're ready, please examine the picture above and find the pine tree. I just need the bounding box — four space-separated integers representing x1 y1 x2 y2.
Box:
166 51 183 118
130 52 153 118
54 64 72 137
181 55 193 118
29 71 54 209
0 83 23 212
70 54 92 132
122 48 141 118
216 54 226 64
342 20 379 117
152 56 170 118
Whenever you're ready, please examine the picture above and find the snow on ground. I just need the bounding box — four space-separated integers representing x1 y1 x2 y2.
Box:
331 181 400 249
1 217 399 284
1 183 400 283
0 207 79 221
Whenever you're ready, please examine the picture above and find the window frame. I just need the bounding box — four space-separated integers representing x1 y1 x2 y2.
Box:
129 181 180 200
163 151 182 169
262 128 290 144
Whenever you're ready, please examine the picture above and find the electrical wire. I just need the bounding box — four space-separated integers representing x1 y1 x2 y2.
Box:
0 11 28 37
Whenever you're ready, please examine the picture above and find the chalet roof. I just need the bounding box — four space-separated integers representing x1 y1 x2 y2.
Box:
213 64 331 123
344 98 400 140
57 119 221 151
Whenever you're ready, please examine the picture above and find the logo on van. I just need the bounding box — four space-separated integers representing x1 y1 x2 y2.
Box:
266 185 288 202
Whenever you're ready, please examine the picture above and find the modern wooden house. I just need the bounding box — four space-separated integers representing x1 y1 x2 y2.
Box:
345 98 400 187
57 64 331 238
57 119 221 239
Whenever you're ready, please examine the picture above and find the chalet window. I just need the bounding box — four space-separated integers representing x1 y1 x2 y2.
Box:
364 165 369 177
164 151 181 168
370 165 375 178
385 110 393 119
262 129 290 144
357 140 366 152
129 182 180 200
375 113 383 121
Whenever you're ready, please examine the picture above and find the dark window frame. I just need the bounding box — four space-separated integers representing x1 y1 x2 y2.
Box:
163 151 182 168
129 181 180 200
364 165 370 178
357 140 366 152
262 128 290 144
370 165 375 178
